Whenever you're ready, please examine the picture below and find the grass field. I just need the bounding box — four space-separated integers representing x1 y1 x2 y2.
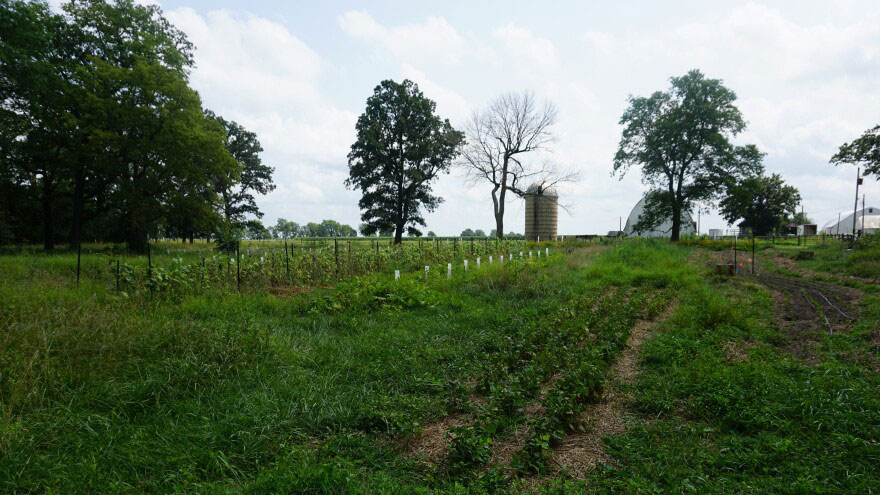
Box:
1 240 878 493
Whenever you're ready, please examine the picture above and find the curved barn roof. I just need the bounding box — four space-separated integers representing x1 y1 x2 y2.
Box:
624 196 696 238
822 206 880 234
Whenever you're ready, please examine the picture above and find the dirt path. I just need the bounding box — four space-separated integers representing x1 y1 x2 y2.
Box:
546 301 679 479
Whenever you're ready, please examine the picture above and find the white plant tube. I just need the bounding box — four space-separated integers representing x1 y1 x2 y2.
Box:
395 270 400 280
477 257 481 267
489 256 493 264
546 247 549 256
464 260 468 271
447 263 452 278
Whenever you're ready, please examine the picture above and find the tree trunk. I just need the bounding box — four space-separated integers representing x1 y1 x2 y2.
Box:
393 224 403 244
670 204 681 242
126 224 149 254
69 162 85 251
41 174 55 251
494 213 504 240
493 182 506 239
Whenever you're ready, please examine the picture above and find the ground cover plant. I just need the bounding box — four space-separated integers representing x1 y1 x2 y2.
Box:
2 240 878 494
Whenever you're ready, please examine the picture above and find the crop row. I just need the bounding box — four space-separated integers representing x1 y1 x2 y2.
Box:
78 239 541 298
444 285 670 475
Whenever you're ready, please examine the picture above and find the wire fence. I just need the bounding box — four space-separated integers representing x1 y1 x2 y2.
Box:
28 237 557 298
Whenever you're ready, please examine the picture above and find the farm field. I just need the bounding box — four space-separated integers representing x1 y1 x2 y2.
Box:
1 240 879 493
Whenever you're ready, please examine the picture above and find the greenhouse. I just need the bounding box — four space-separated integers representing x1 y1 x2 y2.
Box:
821 206 880 235
624 196 697 237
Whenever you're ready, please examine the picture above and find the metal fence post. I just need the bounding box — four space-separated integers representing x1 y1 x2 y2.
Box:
76 242 82 286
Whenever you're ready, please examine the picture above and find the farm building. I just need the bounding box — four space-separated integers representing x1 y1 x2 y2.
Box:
524 183 558 241
797 224 818 236
624 196 697 238
822 206 880 235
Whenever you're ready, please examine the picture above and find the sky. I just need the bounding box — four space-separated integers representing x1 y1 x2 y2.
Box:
57 0 880 235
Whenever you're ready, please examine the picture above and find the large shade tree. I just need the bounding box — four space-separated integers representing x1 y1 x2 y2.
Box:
613 69 763 241
0 0 245 252
719 173 801 235
347 79 463 243
0 1 77 249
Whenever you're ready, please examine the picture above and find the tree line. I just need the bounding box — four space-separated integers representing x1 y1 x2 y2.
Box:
6 3 878 248
0 0 274 251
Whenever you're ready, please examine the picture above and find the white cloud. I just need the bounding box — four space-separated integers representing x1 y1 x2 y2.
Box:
338 10 466 68
166 7 361 226
491 23 559 75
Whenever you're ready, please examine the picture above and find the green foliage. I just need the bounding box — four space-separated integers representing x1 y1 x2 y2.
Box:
719 173 801 235
0 0 251 251
214 225 242 254
346 79 464 243
613 69 763 240
3 241 879 493
832 124 880 177
206 110 275 225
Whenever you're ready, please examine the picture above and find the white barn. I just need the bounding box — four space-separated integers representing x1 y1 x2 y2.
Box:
624 196 697 238
822 206 880 235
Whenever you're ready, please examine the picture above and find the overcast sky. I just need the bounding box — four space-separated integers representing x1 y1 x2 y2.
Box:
68 0 880 234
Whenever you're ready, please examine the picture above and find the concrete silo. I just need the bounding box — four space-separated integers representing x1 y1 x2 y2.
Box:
524 183 558 241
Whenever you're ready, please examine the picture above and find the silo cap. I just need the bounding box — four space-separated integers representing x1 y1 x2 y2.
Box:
526 182 558 196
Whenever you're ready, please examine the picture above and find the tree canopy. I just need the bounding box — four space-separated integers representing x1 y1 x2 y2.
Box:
832 125 880 177
613 69 763 241
719 173 801 235
346 79 463 244
0 0 271 251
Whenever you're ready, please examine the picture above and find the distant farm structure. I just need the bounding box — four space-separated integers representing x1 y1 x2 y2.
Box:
524 183 559 241
624 196 696 238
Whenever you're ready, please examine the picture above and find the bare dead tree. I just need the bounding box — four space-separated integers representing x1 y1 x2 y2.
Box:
460 91 577 238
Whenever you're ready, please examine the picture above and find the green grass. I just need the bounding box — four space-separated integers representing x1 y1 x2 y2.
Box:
2 240 879 493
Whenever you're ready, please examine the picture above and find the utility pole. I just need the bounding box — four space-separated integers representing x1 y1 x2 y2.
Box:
862 194 866 235
853 167 862 238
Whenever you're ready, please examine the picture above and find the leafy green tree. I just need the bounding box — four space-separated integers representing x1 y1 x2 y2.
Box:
65 0 236 252
0 1 76 249
346 79 464 243
719 173 801 235
460 228 475 237
613 69 763 241
832 125 880 177
206 111 275 225
244 219 271 240
789 211 813 225
274 218 300 239
474 229 486 237
427 230 436 237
